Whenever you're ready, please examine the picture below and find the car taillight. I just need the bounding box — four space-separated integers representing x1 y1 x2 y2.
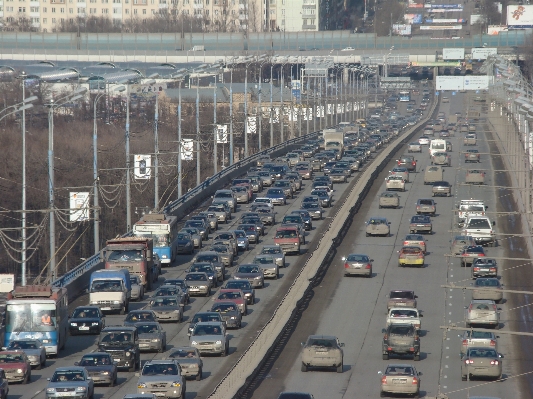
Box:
490 340 497 346
416 206 420 210
403 241 409 246
489 267 497 272
381 376 387 384
419 242 424 246
412 377 418 385
473 267 480 271
344 263 349 269
468 305 473 313
412 161 416 165
490 360 499 365
383 335 388 340
462 339 468 345
418 253 424 258
465 359 474 364
397 161 401 165
387 346 392 351
493 304 497 311
365 264 372 269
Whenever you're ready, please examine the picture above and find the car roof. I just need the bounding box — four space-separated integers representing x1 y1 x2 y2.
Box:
307 335 338 340
471 299 496 304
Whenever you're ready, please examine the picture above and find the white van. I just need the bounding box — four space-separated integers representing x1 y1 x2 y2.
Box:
463 216 496 246
429 139 446 157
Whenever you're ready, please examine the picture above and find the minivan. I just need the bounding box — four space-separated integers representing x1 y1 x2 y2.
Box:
429 139 446 157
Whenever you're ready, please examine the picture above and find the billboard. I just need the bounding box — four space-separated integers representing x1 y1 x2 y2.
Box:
425 3 463 8
507 5 533 27
436 76 464 91
69 192 90 222
464 76 491 90
470 14 484 24
246 116 257 134
0 274 15 293
404 14 423 24
134 154 151 180
420 25 462 30
471 47 497 60
429 8 462 12
443 48 465 60
181 139 194 161
487 25 508 34
216 124 228 143
425 18 466 23
393 24 412 35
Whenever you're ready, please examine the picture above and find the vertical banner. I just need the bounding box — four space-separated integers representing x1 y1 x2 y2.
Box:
134 154 152 179
317 105 325 117
181 139 194 160
69 192 90 222
216 124 228 143
327 103 333 114
246 116 257 134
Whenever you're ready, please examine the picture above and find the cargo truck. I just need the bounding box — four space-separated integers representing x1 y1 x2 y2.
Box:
323 130 344 157
89 269 131 314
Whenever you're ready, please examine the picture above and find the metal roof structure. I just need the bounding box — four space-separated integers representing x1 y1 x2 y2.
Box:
33 67 80 82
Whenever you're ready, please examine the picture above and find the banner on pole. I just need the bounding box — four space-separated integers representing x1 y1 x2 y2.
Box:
216 124 228 143
134 154 152 179
69 192 90 222
181 139 194 161
246 116 257 134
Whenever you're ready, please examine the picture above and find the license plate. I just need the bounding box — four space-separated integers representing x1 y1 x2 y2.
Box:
79 326 89 330
114 358 121 362
101 307 111 310
392 378 407 384
479 268 490 272
56 393 74 397
139 344 149 347
417 225 427 227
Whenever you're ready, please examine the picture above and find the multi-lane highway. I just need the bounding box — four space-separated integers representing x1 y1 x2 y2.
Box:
8 102 417 399
249 92 526 399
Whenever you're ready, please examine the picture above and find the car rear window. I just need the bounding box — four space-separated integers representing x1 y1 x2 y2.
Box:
467 219 491 229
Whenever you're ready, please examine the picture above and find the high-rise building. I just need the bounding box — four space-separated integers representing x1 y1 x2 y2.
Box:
265 0 318 32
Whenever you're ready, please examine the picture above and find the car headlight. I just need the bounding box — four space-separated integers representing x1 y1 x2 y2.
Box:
46 388 56 393
171 382 181 387
162 255 168 259
151 339 160 342
16 369 23 374
230 317 235 320
113 300 120 304
90 301 97 305
101 371 110 375
138 383 147 388
216 340 222 345
42 339 50 343
254 276 262 279
191 341 198 345
126 352 131 357
70 322 78 326
92 322 99 326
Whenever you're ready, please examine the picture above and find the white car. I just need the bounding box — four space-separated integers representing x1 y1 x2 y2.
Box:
341 47 355 51
418 136 430 145
252 197 274 211
385 175 406 192
386 307 422 330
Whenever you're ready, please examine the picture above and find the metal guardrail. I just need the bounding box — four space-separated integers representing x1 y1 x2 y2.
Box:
207 90 439 399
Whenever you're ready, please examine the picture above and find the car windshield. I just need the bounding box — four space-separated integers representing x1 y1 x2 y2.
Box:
475 279 500 287
261 247 281 254
411 216 429 223
238 265 260 273
210 246 228 253
136 324 159 334
467 219 491 229
212 304 237 313
125 312 155 322
466 246 484 254
170 349 197 359
402 247 421 254
215 192 232 198
106 249 143 262
216 234 232 240
419 200 433 205
390 326 413 335
267 189 284 195
142 363 178 375
155 287 179 296
405 235 423 241
308 338 336 347
51 370 85 382
190 265 214 273
80 355 112 366
186 274 207 281
275 230 298 238
390 291 414 299
217 292 241 300
468 331 495 339
284 216 301 223
225 281 249 290
72 308 99 318
152 298 178 307
193 325 223 336
346 254 369 262
368 219 386 225
385 366 415 375
100 331 133 344
7 340 39 350
390 309 418 318
177 234 190 241
468 349 498 358
0 353 24 363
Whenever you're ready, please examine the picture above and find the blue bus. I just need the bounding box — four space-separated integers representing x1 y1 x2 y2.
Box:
5 285 69 356
133 213 179 265
399 91 411 102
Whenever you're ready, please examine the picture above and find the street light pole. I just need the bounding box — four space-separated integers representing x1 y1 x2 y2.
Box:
93 91 105 254
154 90 159 210
213 72 218 175
125 84 132 232
244 61 249 158
229 59 235 165
270 63 274 147
196 73 201 186
21 73 27 286
177 78 183 198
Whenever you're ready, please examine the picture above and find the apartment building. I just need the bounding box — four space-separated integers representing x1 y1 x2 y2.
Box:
266 0 318 32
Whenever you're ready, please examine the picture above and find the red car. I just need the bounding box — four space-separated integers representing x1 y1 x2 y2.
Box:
213 289 247 315
0 351 31 384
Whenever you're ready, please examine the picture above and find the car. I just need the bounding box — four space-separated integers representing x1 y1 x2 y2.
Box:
385 175 406 192
213 189 237 211
97 326 140 371
451 235 476 255
301 202 323 220
265 188 287 205
124 310 157 326
175 232 194 255
314 176 333 189
418 136 430 145
213 231 238 255
136 360 186 398
408 142 422 153
130 275 145 301
472 278 503 303
432 180 452 197
253 254 280 279
461 347 503 381
197 211 218 231
330 168 348 183
189 265 216 289
249 205 276 225
398 246 425 267
74 352 118 387
210 301 242 328
464 133 477 146
238 223 260 244
0 370 7 399
300 335 344 373
233 229 250 251
390 167 410 182
231 185 250 203
379 364 421 398
253 197 274 210
366 217 391 237
153 285 187 308
184 219 208 240
342 253 373 277
189 321 229 356
465 149 481 163
232 264 264 288
132 322 167 353
209 244 234 267
466 169 485 185
166 347 203 381
147 296 183 323
160 279 190 304
213 288 247 315
3 339 46 370
460 245 485 267
180 227 203 248
192 251 225 281
379 192 400 209
387 290 418 311
184 272 211 296
259 245 286 267
206 204 230 224
310 189 332 208
409 215 432 234
397 155 417 172
472 258 498 278
386 308 422 330
402 234 427 253
459 330 499 358
277 393 314 399
0 351 31 383
431 151 451 166
465 299 499 329
415 198 436 216
45 367 94 399
69 306 106 335
382 324 420 361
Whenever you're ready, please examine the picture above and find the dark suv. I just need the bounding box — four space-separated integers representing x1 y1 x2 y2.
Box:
97 326 140 371
382 323 420 361
397 155 417 172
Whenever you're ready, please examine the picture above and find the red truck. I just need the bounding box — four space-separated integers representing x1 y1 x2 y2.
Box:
274 226 301 255
103 237 154 290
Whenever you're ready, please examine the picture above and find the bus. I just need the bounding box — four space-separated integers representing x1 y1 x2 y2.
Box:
399 91 411 102
133 213 179 265
5 285 69 356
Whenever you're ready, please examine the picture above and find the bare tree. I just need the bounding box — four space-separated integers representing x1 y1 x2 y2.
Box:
374 0 405 36
247 0 261 33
